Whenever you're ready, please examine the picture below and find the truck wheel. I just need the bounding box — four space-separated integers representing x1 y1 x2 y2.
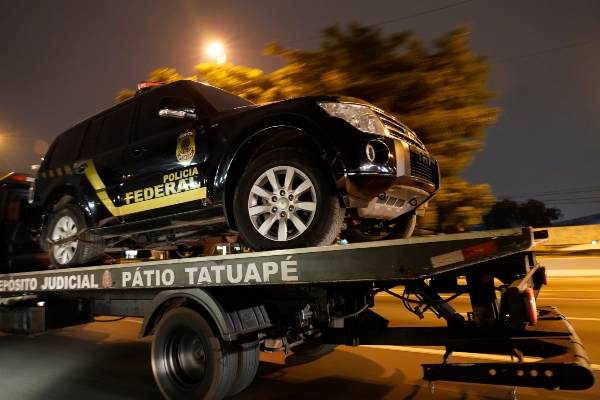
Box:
45 204 105 268
226 338 260 396
152 307 237 400
343 212 416 243
291 340 337 358
233 148 344 251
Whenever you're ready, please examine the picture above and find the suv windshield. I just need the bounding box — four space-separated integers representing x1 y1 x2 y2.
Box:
192 82 253 111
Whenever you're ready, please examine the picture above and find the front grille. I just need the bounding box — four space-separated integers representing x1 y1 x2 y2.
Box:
410 152 435 184
375 112 425 150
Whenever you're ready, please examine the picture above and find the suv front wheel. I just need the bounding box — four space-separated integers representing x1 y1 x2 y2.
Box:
233 148 344 251
45 204 105 268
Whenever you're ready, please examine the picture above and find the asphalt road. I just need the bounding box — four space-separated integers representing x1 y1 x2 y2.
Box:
0 278 598 400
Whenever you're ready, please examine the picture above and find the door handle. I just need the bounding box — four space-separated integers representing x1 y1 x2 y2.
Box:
131 146 146 157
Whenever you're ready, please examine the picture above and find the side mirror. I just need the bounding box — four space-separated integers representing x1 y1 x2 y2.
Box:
158 97 198 120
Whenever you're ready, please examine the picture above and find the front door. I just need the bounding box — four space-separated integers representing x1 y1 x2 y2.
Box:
121 84 209 222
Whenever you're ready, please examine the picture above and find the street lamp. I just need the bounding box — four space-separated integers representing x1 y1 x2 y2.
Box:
206 42 226 65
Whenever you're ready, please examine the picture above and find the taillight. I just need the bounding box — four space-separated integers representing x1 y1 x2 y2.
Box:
13 175 28 181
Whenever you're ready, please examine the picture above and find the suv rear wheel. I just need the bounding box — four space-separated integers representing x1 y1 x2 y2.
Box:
45 204 105 268
233 148 344 251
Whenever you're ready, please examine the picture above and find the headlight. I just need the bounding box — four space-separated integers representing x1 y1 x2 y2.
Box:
318 102 386 135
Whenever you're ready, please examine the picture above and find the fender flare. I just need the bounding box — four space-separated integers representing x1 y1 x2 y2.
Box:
139 288 271 341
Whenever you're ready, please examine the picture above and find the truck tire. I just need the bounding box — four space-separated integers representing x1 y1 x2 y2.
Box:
343 212 416 243
291 340 337 358
45 204 105 268
226 338 260 396
152 307 237 400
233 148 344 251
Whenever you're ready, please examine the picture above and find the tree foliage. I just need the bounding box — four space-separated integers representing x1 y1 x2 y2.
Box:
117 23 500 232
483 199 519 229
517 199 562 228
483 199 562 229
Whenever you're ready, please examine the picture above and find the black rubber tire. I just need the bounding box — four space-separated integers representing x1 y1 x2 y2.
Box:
152 307 237 400
343 212 416 243
233 148 344 251
45 204 105 268
226 338 260 396
291 340 337 358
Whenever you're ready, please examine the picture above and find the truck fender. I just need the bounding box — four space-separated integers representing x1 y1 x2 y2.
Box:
139 288 271 341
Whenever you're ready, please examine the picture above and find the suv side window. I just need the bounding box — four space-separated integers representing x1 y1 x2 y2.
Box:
136 86 198 141
96 102 136 154
80 117 104 159
47 124 87 168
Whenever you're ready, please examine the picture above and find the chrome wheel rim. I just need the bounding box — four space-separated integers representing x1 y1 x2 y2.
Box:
247 165 317 241
51 215 78 265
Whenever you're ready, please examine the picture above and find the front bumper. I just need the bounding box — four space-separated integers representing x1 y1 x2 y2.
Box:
341 138 439 217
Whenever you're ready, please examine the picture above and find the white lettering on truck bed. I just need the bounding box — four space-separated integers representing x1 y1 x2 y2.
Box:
183 257 298 285
0 257 300 292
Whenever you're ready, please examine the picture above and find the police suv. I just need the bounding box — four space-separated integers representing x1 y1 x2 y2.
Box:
28 80 439 268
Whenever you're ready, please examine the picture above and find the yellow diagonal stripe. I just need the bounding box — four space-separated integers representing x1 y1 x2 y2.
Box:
80 159 206 217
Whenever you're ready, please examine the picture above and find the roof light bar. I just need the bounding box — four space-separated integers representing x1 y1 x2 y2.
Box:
137 81 165 90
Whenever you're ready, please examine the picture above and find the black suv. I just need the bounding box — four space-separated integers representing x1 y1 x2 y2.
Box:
28 80 439 268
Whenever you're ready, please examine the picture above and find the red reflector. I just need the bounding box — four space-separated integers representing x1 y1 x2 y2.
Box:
523 288 538 325
541 267 548 286
461 241 498 260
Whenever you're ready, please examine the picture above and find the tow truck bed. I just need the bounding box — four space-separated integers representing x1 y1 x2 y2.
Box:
0 227 594 398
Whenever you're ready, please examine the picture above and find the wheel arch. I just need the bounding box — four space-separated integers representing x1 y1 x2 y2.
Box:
41 184 96 228
140 288 272 341
217 115 344 231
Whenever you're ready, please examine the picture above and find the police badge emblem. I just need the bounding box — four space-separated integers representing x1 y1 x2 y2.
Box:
176 130 196 165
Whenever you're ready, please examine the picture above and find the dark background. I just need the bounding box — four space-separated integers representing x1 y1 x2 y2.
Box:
1 0 599 221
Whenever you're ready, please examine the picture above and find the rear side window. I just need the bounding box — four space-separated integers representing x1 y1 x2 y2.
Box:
47 124 87 168
80 118 104 159
96 102 136 154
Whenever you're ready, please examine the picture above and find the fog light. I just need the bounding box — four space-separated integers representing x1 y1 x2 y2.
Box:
366 143 376 162
366 140 390 164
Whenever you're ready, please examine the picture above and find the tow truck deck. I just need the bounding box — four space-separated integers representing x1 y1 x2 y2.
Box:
0 228 595 399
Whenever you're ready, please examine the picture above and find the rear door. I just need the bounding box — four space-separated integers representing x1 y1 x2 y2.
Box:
77 102 137 223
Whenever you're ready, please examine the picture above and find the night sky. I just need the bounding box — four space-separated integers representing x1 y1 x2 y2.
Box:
1 0 599 221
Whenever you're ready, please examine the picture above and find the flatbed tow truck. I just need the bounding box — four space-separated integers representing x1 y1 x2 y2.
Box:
0 227 595 399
